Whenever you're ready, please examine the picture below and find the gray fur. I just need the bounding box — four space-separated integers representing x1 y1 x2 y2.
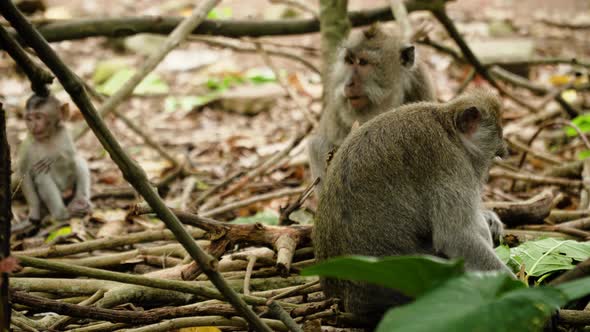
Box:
313 89 513 324
308 24 435 195
18 98 91 221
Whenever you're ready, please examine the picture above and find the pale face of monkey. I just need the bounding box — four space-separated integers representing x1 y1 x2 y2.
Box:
25 109 51 141
25 104 63 142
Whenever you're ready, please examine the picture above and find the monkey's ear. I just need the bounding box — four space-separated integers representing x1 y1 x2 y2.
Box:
457 106 481 138
59 103 70 121
400 45 415 67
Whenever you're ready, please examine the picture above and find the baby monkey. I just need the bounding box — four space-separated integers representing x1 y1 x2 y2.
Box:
313 89 513 325
16 94 91 224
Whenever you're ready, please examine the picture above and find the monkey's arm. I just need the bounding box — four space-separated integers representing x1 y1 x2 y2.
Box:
22 173 42 220
34 173 69 220
73 156 91 200
433 207 514 276
67 156 92 217
308 135 334 192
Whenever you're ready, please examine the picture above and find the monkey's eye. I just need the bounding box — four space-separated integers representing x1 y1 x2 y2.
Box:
358 58 369 66
344 54 354 65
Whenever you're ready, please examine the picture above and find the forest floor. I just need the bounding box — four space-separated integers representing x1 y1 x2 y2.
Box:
3 0 590 331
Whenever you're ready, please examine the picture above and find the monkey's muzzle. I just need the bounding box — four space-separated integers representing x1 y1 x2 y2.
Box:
347 96 369 110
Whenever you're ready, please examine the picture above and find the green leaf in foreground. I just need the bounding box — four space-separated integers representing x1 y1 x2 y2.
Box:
554 275 590 301
301 255 464 297
377 272 564 332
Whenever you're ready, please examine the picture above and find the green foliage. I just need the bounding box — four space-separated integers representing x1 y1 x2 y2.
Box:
302 256 464 297
46 226 72 242
206 70 276 92
496 245 511 264
164 95 217 113
207 7 233 19
303 255 590 332
162 70 277 113
96 68 169 95
92 60 128 85
232 210 279 225
245 68 277 84
578 149 590 160
565 113 590 137
206 74 245 91
508 238 590 277
377 273 563 332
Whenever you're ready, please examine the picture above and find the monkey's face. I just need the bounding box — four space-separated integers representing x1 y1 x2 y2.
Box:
342 50 372 110
338 25 416 112
25 105 60 141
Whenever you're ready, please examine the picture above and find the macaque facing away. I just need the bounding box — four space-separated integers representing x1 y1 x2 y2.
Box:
17 94 91 222
308 23 436 193
313 89 513 324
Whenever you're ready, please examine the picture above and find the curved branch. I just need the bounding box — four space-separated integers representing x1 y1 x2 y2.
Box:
5 3 437 43
0 25 52 95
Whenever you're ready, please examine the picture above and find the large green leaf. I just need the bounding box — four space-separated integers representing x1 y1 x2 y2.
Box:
554 276 590 301
496 245 511 264
376 272 565 332
510 238 590 277
301 255 464 297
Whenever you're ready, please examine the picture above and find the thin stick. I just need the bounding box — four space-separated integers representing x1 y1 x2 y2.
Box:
201 186 306 218
0 24 52 95
48 289 105 330
280 177 319 225
251 39 318 126
269 280 320 301
189 36 320 74
389 0 412 42
267 300 304 332
243 256 257 296
430 7 536 111
84 82 180 168
72 0 220 141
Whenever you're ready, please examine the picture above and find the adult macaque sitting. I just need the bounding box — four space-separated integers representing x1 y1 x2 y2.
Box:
15 94 91 224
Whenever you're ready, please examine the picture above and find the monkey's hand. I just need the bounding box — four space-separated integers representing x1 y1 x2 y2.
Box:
482 209 504 247
32 157 55 174
67 197 92 217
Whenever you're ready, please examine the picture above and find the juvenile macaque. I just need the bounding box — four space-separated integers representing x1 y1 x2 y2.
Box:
313 89 513 323
308 23 436 192
16 94 91 223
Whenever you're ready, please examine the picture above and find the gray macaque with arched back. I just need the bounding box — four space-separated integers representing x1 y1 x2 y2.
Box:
313 89 514 325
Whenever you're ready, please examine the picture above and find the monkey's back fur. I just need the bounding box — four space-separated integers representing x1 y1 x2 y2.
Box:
313 90 504 323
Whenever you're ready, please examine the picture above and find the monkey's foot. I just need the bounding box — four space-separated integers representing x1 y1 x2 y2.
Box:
11 219 41 239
